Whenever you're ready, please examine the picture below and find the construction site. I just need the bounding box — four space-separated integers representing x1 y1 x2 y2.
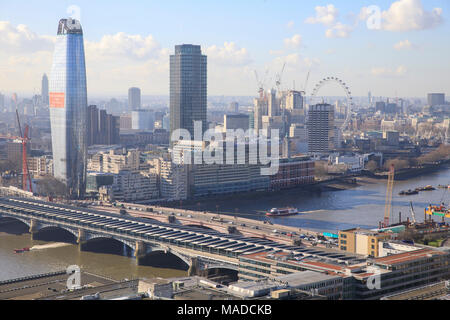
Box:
378 164 450 245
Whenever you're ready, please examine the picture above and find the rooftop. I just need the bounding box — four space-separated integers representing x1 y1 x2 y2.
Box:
274 271 342 288
57 18 83 35
374 248 448 266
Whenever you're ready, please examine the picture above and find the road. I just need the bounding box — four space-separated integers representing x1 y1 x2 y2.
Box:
85 202 331 248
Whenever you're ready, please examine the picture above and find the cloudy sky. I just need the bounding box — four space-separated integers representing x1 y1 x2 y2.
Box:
0 0 449 98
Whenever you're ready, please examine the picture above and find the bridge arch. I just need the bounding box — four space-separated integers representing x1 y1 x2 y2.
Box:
143 248 191 269
30 225 78 243
0 215 31 228
80 235 135 257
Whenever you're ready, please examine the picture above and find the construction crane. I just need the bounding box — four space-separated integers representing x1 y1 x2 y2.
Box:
0 112 33 193
301 69 311 95
254 69 270 99
275 62 286 93
383 164 395 228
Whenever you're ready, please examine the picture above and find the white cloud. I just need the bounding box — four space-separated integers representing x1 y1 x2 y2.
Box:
0 21 55 53
272 53 320 71
393 39 418 50
286 21 295 29
305 5 354 39
360 0 443 32
382 0 443 31
284 34 302 48
305 4 339 26
0 21 256 95
325 23 353 38
371 65 407 77
85 33 165 61
204 42 252 67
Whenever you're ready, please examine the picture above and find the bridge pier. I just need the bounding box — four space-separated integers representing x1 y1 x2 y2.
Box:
29 219 39 241
135 241 147 266
77 229 89 251
187 257 199 276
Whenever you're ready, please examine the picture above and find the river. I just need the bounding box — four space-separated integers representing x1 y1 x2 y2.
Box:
188 166 450 234
0 167 449 282
0 222 187 282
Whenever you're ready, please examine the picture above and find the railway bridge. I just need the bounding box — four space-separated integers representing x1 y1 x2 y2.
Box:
0 197 305 274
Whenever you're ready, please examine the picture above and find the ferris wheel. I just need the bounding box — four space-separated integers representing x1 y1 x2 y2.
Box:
310 76 354 132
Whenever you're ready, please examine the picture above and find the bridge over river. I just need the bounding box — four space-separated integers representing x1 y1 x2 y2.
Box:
0 197 359 275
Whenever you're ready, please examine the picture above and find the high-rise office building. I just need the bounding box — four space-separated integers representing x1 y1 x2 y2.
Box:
87 105 120 146
128 87 141 111
285 90 303 111
170 44 207 145
132 109 155 131
307 104 335 153
87 105 99 146
49 18 88 199
0 93 4 110
428 93 445 107
229 102 239 113
268 89 278 117
42 74 49 105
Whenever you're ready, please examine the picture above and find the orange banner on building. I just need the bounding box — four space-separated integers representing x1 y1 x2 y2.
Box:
49 92 65 108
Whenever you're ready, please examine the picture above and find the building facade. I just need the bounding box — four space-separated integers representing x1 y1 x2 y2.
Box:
41 74 49 106
170 44 207 144
49 18 88 199
128 87 141 111
307 104 335 154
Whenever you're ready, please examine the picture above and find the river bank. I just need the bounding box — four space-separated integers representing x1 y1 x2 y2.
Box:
364 161 450 181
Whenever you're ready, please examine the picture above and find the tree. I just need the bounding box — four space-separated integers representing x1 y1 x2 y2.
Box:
384 158 410 171
366 160 379 172
36 176 68 198
314 161 328 177
417 144 450 165
0 160 20 173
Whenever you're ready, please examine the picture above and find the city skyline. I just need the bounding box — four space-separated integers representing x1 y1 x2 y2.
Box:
0 0 449 98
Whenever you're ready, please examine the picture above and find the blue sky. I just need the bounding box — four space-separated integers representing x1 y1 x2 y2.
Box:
0 0 449 98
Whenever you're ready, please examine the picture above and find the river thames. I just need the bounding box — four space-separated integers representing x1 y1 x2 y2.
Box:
0 167 449 281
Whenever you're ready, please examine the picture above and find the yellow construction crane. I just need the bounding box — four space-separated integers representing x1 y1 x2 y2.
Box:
383 164 395 228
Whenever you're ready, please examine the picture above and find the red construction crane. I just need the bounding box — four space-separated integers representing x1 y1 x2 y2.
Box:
0 111 33 193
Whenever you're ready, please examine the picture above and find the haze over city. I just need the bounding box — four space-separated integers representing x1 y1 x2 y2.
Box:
0 0 449 97
0 0 449 305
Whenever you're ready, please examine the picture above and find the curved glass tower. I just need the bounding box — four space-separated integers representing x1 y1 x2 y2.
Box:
49 18 87 199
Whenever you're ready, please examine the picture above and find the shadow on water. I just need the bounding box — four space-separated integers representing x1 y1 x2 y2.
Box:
138 251 189 271
0 219 29 235
31 227 77 244
81 238 133 257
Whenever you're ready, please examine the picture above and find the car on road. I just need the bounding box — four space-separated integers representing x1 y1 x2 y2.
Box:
177 213 182 217
187 215 193 218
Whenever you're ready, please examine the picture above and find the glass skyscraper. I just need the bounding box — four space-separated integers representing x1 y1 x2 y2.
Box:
49 18 87 199
170 44 207 145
